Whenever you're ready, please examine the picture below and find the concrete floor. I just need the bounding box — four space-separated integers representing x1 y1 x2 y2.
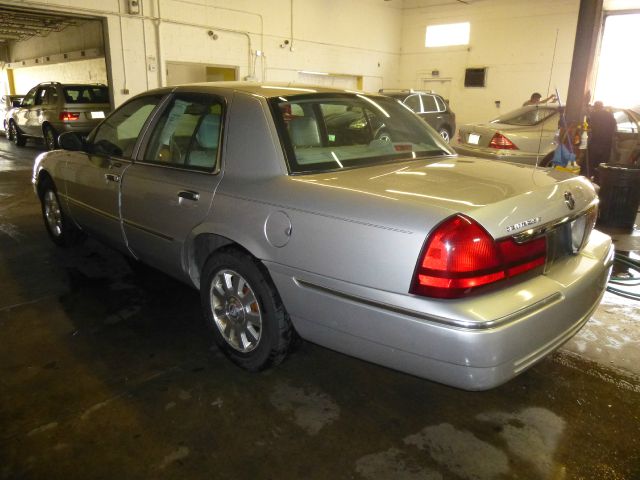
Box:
1 137 638 480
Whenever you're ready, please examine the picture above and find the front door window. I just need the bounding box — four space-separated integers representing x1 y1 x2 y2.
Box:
88 95 164 158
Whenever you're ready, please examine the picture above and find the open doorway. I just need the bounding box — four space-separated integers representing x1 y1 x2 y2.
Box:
166 62 237 86
593 12 640 107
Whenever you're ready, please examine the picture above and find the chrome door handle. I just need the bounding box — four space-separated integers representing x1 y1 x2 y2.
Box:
104 173 121 183
178 190 200 201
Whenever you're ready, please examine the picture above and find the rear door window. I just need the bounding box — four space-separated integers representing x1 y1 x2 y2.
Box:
143 94 224 171
421 94 438 113
435 96 446 112
63 86 109 104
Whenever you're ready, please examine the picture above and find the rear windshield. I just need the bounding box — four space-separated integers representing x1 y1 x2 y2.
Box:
63 86 109 104
492 106 557 126
270 93 454 174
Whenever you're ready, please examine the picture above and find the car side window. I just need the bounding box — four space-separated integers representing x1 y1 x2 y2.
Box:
404 95 421 113
22 88 37 107
49 87 59 105
143 94 223 171
435 96 447 112
35 88 47 106
614 111 637 133
421 94 438 113
89 95 163 158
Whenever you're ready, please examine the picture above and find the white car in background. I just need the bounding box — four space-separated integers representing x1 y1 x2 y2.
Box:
1 94 24 134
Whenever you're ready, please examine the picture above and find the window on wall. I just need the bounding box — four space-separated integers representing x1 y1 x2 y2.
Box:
425 22 470 47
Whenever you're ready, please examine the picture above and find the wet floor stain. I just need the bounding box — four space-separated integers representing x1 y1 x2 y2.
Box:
355 448 442 480
404 423 509 480
269 382 340 435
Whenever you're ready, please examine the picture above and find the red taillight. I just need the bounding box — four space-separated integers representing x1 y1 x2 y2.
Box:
410 214 546 299
488 132 518 150
59 111 80 121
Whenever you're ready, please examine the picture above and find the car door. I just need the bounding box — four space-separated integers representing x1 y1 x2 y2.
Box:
14 87 36 134
612 109 639 164
27 86 49 136
64 94 165 250
121 92 225 281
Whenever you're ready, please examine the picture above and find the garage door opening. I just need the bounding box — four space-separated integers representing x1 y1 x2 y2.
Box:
0 6 110 106
594 12 640 107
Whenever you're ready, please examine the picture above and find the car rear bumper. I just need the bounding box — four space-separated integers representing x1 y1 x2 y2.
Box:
50 121 101 135
267 230 613 390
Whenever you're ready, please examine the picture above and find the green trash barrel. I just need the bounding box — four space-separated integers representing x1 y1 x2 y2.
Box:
597 163 640 229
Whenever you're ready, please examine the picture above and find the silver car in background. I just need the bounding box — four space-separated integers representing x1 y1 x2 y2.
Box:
8 82 111 150
32 83 613 390
455 105 640 166
1 94 24 133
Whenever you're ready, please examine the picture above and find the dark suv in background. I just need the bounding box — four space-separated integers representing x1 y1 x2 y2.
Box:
380 89 456 143
7 82 111 150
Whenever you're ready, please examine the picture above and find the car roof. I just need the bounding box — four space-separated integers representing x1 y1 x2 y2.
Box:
166 81 369 99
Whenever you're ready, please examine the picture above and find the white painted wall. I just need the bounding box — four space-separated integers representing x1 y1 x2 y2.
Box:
400 0 580 128
2 0 403 106
12 58 108 94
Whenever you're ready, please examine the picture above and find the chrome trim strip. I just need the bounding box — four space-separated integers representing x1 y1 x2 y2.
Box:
511 200 599 243
295 278 563 331
122 219 174 241
66 197 119 222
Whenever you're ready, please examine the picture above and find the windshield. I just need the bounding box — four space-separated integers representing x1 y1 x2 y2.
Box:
270 93 454 174
491 106 557 126
63 86 109 104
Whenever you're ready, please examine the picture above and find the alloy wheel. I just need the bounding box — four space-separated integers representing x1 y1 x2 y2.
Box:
209 269 262 353
43 190 63 237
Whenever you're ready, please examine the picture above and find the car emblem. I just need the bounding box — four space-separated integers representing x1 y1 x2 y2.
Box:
506 216 541 232
564 191 576 210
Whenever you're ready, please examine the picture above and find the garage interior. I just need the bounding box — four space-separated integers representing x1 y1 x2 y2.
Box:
1 0 639 479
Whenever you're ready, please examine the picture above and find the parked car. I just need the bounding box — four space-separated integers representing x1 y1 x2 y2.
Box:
1 94 24 134
455 104 640 166
32 83 613 390
380 89 456 143
7 82 111 150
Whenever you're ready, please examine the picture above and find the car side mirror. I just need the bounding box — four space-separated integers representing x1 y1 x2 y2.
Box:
58 132 84 151
12 100 22 107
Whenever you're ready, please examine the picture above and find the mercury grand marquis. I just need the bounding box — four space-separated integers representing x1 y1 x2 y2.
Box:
32 82 614 390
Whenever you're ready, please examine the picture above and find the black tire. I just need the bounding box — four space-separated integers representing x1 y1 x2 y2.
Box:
39 179 85 247
5 122 12 141
200 249 293 371
43 125 58 151
10 122 26 147
438 127 451 143
539 152 554 167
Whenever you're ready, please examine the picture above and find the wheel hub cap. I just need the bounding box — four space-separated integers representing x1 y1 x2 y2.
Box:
44 191 62 237
209 269 262 353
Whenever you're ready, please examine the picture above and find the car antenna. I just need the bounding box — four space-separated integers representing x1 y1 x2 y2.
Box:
536 28 559 169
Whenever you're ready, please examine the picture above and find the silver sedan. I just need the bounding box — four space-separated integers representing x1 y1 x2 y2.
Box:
32 83 613 390
455 104 640 166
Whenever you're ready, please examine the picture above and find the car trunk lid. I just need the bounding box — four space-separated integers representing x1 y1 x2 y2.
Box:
292 156 597 240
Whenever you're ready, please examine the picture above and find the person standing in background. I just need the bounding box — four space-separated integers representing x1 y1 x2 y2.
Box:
523 92 557 106
585 101 617 180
